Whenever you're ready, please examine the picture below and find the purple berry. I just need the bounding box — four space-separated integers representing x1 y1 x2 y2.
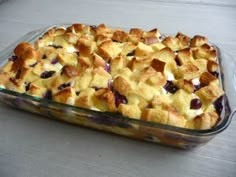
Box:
9 56 18 62
190 99 202 109
40 71 55 79
214 96 224 115
51 58 58 64
105 63 110 73
164 81 178 93
58 82 71 90
114 91 127 107
194 84 201 91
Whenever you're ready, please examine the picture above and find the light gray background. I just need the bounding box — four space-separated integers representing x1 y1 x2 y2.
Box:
0 0 236 177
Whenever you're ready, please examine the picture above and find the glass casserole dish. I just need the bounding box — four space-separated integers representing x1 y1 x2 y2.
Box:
0 24 235 149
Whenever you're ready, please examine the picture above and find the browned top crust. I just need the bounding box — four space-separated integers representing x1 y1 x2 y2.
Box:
0 23 224 130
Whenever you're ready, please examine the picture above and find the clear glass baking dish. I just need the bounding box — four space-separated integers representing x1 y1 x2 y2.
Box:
0 24 235 149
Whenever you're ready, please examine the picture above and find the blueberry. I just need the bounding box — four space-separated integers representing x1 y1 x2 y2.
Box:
194 84 201 91
51 58 58 64
58 82 71 90
190 99 202 109
214 95 224 115
114 91 128 107
9 56 18 62
104 63 110 73
40 71 56 79
164 81 178 93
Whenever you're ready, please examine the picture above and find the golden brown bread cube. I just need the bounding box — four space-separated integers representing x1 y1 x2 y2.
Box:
90 67 111 88
128 57 152 71
118 104 141 119
126 92 148 109
196 83 224 103
145 28 161 38
173 79 195 93
18 67 38 83
75 88 95 109
176 32 191 47
142 36 159 45
171 89 192 117
53 87 76 105
128 28 144 43
175 63 200 80
176 48 192 65
98 40 122 59
94 88 116 112
138 67 157 83
135 42 154 57
110 56 126 75
152 47 176 73
192 112 219 130
191 59 208 73
113 76 132 96
62 65 80 78
74 68 93 90
190 35 208 47
57 52 78 66
141 104 186 128
27 83 47 98
207 60 219 72
112 30 128 42
192 44 217 60
146 72 167 88
64 32 79 44
151 59 166 73
200 72 218 86
162 36 180 51
92 53 106 68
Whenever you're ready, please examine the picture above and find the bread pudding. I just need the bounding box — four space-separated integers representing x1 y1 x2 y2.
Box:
0 23 225 130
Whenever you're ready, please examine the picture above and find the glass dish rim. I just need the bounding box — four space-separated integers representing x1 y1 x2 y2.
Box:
0 23 234 137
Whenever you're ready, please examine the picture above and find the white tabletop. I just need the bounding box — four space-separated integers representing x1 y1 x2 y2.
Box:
0 0 236 177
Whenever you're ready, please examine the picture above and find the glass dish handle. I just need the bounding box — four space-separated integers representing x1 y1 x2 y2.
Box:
221 52 236 117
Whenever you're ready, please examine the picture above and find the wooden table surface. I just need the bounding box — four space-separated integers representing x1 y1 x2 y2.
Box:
0 0 236 177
